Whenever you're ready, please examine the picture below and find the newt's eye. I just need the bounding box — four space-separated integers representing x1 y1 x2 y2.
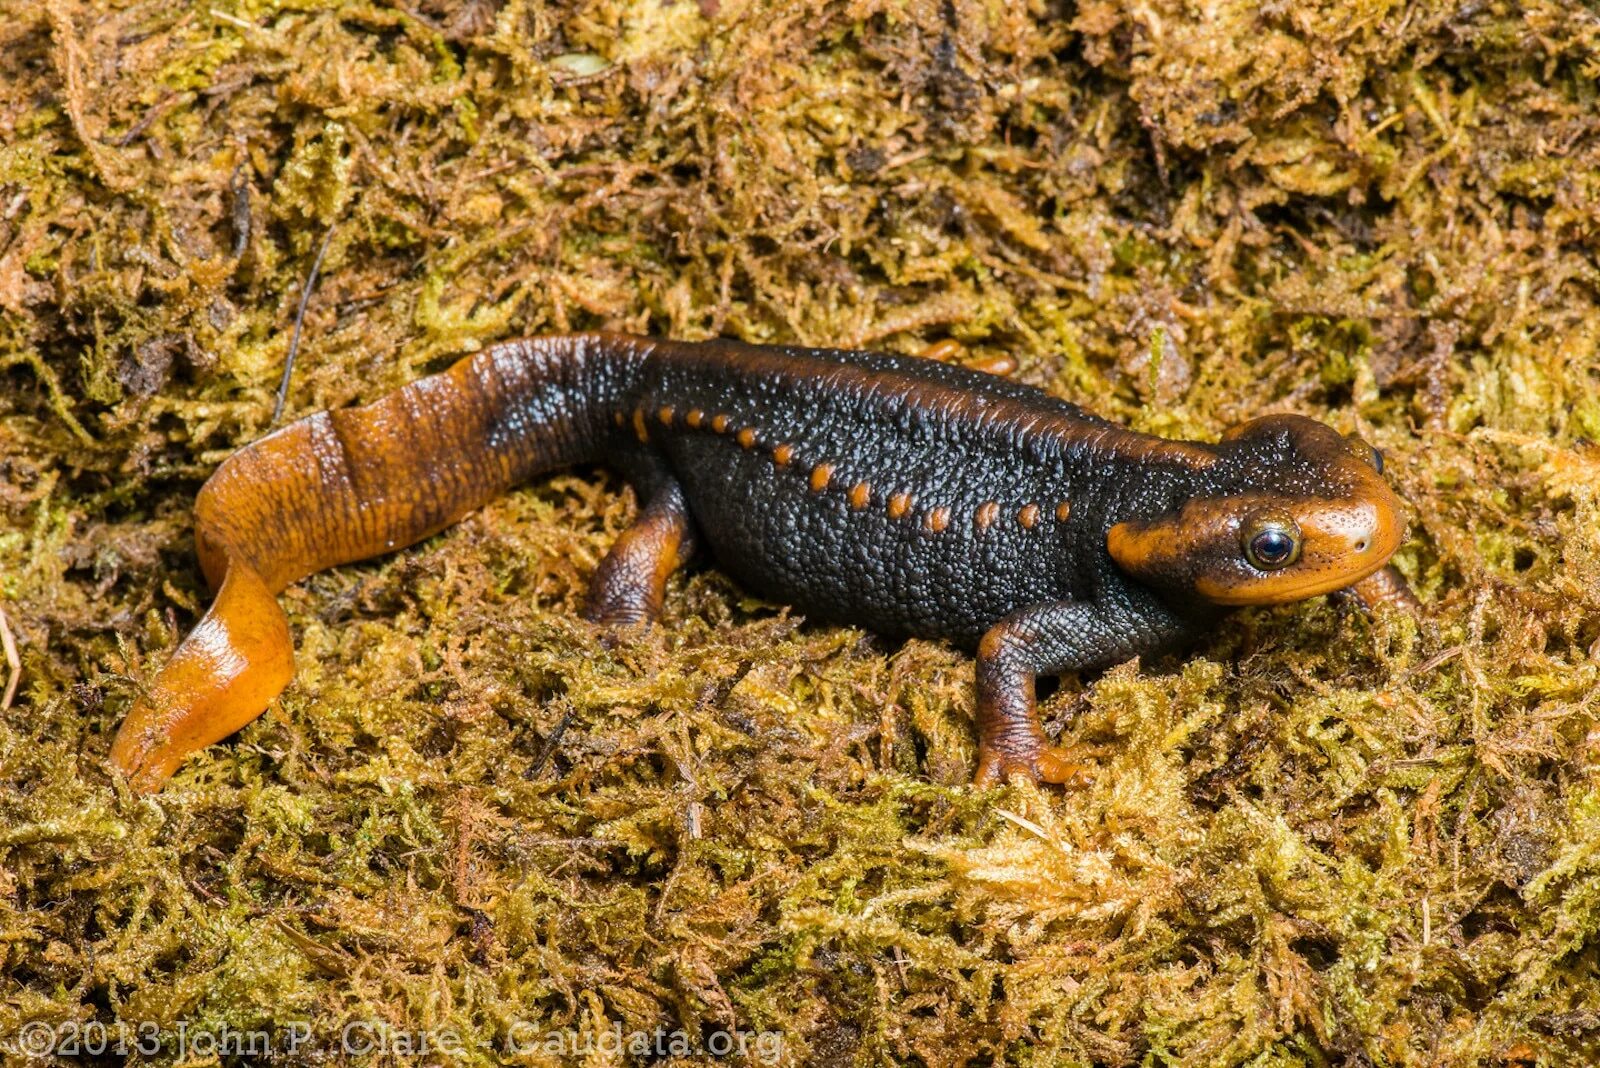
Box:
1346 434 1383 473
1242 516 1301 570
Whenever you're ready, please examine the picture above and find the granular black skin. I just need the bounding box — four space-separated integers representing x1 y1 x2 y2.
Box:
501 333 1256 662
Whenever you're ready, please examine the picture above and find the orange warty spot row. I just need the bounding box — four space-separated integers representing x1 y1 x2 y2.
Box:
926 506 950 532
632 409 649 443
737 427 757 448
1019 503 1040 529
686 408 705 428
810 463 834 492
888 492 911 519
976 501 999 530
658 405 675 426
712 414 730 433
1056 501 1072 522
612 411 625 427
849 482 871 509
773 443 794 466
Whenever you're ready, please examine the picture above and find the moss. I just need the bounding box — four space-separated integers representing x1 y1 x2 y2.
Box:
3 0 1600 1064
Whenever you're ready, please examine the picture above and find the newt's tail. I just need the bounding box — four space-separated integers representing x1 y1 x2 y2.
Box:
110 335 635 792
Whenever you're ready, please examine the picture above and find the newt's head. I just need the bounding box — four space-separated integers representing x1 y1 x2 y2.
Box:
1106 414 1403 606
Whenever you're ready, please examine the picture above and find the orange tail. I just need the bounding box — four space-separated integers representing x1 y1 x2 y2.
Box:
109 562 294 792
110 336 634 792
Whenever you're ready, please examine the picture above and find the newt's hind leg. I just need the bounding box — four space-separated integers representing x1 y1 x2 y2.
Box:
583 482 698 627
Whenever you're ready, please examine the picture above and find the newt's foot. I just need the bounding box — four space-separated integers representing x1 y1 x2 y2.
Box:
973 741 1095 787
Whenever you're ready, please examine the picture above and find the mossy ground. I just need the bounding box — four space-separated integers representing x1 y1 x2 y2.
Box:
3 1 1600 1065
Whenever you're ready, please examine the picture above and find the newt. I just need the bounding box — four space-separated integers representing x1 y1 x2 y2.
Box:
109 334 1407 793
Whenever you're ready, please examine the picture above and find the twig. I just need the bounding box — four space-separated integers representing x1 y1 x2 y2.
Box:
47 6 134 193
272 222 336 423
229 162 251 259
526 710 574 779
209 8 259 32
0 351 94 444
0 602 19 711
108 90 190 147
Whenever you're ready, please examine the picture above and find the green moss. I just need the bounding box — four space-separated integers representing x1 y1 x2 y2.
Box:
3 1 1600 1065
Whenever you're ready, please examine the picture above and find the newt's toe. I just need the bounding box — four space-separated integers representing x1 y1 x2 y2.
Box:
1033 743 1095 785
973 741 1094 787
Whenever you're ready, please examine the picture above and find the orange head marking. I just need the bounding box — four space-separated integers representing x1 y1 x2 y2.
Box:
1106 415 1404 606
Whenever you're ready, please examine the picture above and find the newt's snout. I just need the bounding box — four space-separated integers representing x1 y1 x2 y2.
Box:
1106 414 1405 606
1313 494 1402 572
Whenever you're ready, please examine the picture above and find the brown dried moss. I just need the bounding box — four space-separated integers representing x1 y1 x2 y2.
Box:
3 0 1600 1064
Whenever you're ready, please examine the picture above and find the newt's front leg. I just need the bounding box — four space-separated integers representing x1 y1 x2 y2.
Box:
1342 564 1421 613
973 600 1152 786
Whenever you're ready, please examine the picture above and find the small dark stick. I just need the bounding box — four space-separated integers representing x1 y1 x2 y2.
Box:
0 602 18 710
109 89 184 147
526 710 574 780
272 222 336 423
229 163 251 260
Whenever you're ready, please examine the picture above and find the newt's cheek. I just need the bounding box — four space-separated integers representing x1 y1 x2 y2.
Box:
1105 500 1243 592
